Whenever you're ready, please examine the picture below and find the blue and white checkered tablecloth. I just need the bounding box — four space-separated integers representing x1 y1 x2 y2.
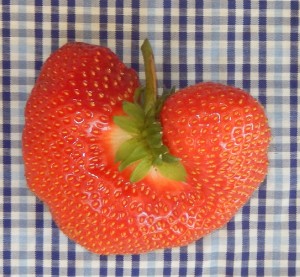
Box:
1 1 299 276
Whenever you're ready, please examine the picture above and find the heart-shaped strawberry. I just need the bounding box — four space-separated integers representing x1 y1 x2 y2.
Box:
22 39 271 254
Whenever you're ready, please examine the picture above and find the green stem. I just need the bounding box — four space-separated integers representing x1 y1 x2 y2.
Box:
141 39 158 114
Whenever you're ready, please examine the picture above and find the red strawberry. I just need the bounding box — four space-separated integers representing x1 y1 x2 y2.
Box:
22 40 271 255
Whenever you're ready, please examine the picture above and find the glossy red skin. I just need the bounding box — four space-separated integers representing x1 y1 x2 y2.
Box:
22 43 271 255
161 83 271 228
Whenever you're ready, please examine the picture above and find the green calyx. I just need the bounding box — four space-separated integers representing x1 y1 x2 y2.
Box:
113 39 187 183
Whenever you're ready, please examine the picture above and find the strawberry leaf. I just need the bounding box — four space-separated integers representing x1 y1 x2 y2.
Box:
115 137 140 162
156 161 187 182
145 132 162 148
161 153 180 163
122 101 145 125
118 144 149 171
130 158 152 183
144 122 161 136
114 116 139 133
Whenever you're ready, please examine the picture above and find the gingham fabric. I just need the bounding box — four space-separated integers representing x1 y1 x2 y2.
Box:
1 1 299 276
